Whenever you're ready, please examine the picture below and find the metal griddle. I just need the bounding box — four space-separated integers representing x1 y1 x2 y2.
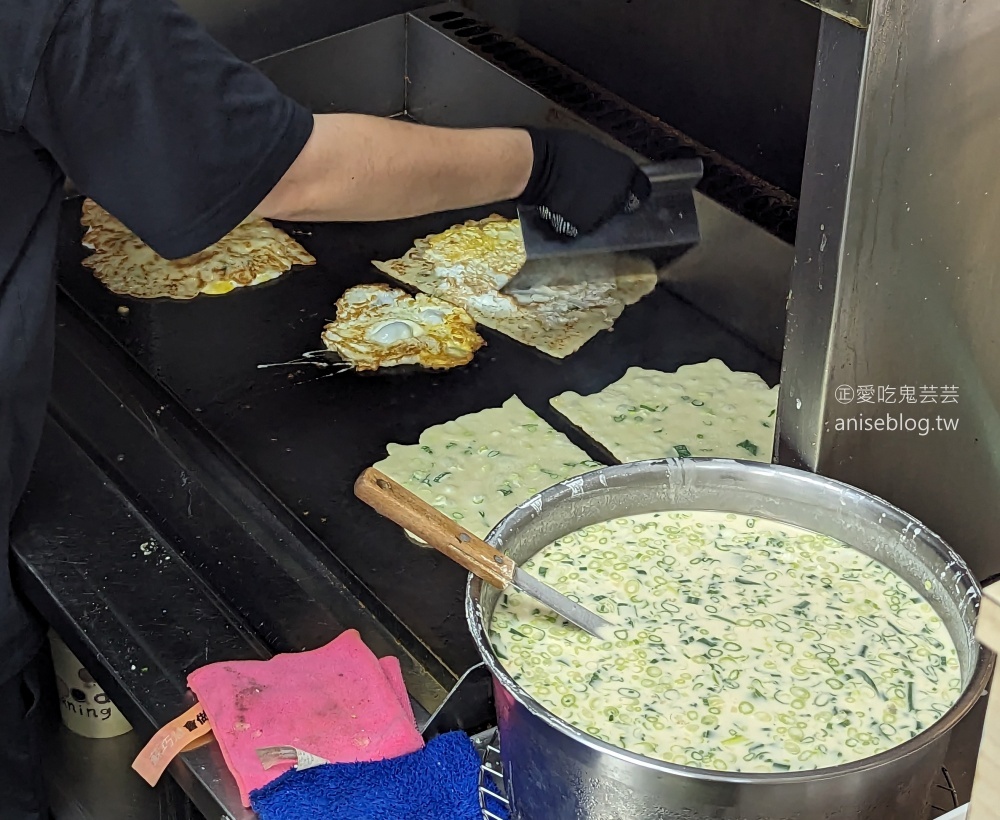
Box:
51 5 783 682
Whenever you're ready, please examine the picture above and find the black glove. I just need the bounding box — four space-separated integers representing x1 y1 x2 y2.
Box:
517 128 651 237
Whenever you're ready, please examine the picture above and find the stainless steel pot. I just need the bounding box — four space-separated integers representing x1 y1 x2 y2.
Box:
466 459 994 820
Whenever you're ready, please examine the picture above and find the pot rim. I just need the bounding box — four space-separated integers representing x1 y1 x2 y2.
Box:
466 457 995 785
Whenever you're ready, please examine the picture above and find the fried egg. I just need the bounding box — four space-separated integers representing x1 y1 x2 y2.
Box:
410 217 525 318
419 218 525 276
321 284 484 371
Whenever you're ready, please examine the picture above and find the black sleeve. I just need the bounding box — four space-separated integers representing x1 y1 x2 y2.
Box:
24 0 314 259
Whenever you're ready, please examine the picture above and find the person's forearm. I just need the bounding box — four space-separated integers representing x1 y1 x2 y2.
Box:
255 114 534 223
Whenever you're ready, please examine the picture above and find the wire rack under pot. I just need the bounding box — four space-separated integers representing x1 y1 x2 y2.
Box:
475 728 510 820
470 726 964 820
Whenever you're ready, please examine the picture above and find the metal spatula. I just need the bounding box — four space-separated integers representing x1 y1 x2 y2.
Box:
355 468 614 640
502 158 704 293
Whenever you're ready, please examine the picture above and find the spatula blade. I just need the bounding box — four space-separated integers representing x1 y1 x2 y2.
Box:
512 566 614 640
502 158 704 293
504 251 661 292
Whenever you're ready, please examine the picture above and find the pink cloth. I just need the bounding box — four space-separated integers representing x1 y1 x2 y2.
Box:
187 630 424 807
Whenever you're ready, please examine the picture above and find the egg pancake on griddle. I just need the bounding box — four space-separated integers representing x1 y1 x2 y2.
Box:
80 198 315 300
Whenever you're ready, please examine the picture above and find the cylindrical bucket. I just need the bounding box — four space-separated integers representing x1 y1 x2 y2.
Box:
49 631 132 739
467 459 994 820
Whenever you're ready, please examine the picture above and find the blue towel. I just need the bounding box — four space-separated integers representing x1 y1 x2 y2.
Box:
249 731 509 820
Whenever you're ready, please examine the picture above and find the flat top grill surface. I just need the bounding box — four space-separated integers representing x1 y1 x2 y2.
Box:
55 198 777 676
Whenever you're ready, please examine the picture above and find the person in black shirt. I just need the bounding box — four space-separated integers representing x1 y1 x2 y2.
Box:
0 0 648 815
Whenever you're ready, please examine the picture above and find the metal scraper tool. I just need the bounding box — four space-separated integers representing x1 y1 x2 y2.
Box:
355 468 614 640
502 158 704 293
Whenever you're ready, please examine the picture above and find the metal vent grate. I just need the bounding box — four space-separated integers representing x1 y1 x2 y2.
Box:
420 8 799 244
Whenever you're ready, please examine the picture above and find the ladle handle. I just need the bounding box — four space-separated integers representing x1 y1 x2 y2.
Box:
354 468 515 590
